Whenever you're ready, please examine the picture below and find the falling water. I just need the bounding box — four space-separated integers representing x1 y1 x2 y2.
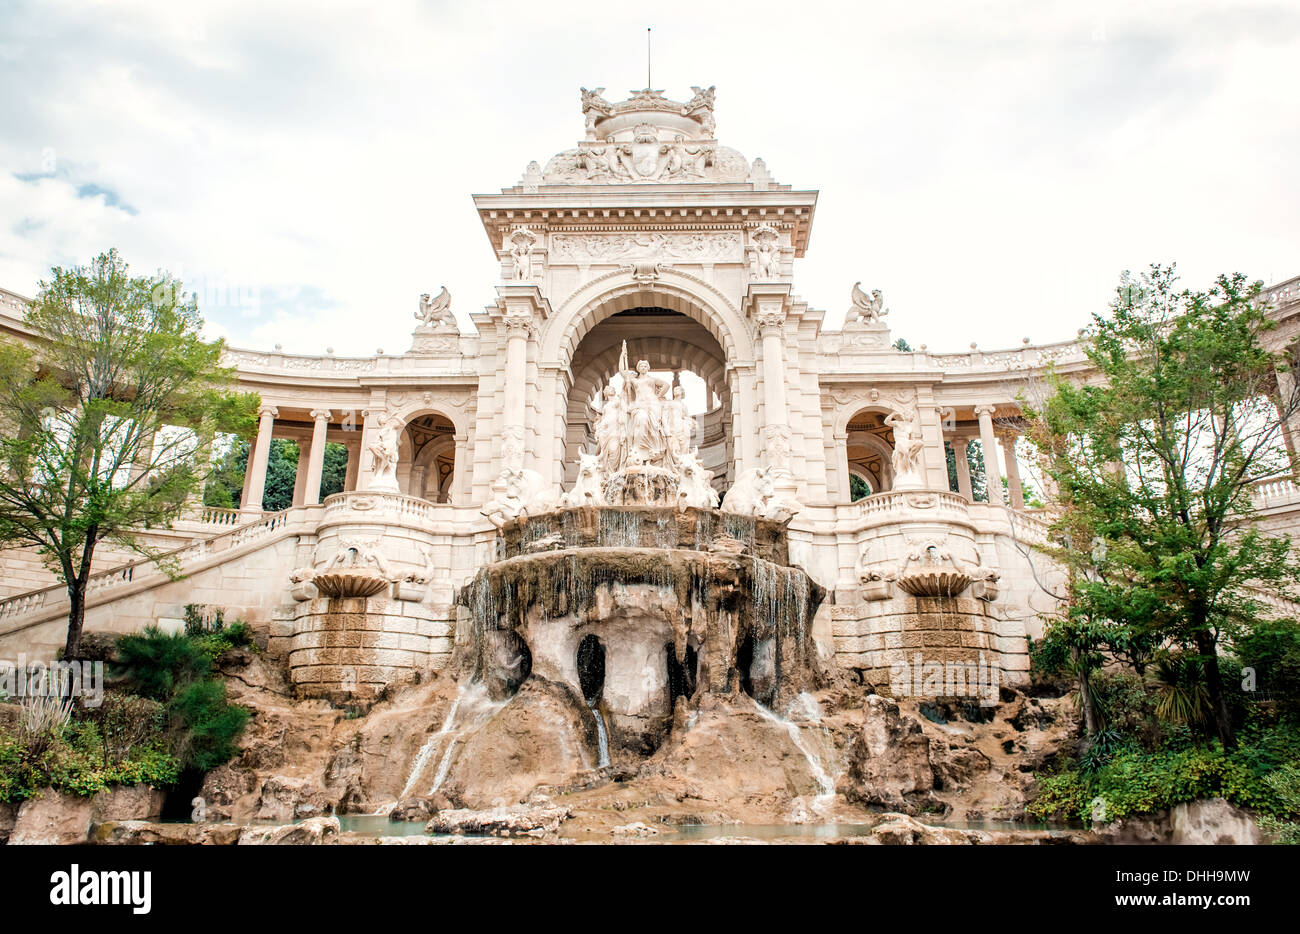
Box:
598 508 642 548
589 701 611 768
398 689 468 800
428 680 507 793
753 699 836 816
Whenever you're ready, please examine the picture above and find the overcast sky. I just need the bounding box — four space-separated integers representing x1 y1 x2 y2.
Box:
1 0 1296 357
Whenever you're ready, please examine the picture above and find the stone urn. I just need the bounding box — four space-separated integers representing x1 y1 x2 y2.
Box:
311 570 390 599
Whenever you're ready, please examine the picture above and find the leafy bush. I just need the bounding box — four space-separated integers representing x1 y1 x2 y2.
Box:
1258 764 1300 844
1234 618 1300 720
114 627 211 701
0 712 179 803
1030 720 1300 823
82 693 166 766
167 679 249 772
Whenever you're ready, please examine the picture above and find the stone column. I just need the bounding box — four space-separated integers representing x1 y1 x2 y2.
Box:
1000 431 1026 510
452 433 468 504
128 428 156 484
974 405 1003 505
303 409 331 506
343 439 361 491
952 437 974 501
1274 368 1300 472
291 436 310 506
495 285 549 475
243 405 277 513
834 430 851 501
746 283 796 489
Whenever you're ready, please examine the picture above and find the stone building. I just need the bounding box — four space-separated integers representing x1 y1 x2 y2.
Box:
2 85 1299 701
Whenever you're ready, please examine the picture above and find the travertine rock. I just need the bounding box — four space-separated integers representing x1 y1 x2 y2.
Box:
845 695 936 812
10 791 95 845
427 804 571 838
238 816 341 845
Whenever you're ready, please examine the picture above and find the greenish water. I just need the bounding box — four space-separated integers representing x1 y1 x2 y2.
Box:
669 823 876 841
336 814 433 837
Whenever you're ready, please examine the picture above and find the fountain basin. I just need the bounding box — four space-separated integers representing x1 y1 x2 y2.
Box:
312 570 390 599
896 569 972 598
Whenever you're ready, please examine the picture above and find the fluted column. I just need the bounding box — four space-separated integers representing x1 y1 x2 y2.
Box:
303 409 331 505
501 309 531 471
952 437 974 501
974 405 1003 505
243 405 277 513
452 433 468 504
495 285 549 476
1000 431 1025 510
746 282 795 481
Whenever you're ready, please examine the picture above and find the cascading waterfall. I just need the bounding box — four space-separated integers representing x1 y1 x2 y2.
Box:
427 680 507 794
753 698 836 816
398 689 468 800
589 701 611 768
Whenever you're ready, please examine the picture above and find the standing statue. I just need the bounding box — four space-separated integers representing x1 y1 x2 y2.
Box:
593 383 626 475
416 286 454 328
621 350 671 468
508 229 537 280
664 384 695 464
752 227 780 279
367 417 401 492
884 409 924 489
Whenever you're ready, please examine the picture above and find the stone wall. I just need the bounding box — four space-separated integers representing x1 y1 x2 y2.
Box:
281 594 454 700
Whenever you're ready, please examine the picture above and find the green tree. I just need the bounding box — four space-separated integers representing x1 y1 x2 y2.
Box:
0 250 257 658
1027 264 1299 748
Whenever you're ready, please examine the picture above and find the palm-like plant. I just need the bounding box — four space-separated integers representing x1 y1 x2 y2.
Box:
1148 653 1212 729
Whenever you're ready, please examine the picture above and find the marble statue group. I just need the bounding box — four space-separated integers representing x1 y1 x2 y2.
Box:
595 341 697 475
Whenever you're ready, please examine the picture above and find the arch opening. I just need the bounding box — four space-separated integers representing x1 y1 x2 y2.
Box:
846 409 898 500
396 411 457 502
563 307 734 489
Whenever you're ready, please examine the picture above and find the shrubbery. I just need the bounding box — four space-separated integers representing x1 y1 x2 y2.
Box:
1028 652 1300 835
0 615 251 802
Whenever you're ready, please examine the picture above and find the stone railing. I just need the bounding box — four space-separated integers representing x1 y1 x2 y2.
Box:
195 506 245 527
321 490 453 523
1260 275 1300 310
0 509 292 624
928 337 1086 372
1251 475 1300 508
857 489 974 525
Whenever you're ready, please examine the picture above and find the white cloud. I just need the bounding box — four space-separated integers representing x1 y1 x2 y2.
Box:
0 0 1296 356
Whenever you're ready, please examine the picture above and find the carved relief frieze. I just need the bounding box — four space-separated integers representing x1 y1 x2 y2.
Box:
550 231 742 264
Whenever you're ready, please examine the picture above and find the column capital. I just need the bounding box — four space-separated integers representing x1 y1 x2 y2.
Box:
973 404 997 419
496 283 551 329
310 408 332 422
754 308 787 334
743 281 793 329
257 404 279 419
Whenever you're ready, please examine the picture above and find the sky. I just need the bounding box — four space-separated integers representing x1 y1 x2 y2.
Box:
0 0 1297 357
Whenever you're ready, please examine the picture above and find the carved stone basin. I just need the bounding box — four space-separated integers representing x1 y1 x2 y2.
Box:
312 570 390 599
896 569 972 598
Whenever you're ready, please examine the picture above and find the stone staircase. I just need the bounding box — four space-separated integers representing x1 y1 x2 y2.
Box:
0 508 296 634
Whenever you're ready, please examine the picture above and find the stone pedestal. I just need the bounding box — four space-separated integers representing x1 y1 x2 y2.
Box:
288 596 454 700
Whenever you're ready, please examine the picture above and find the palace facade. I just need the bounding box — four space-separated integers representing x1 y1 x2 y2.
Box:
3 85 1299 700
